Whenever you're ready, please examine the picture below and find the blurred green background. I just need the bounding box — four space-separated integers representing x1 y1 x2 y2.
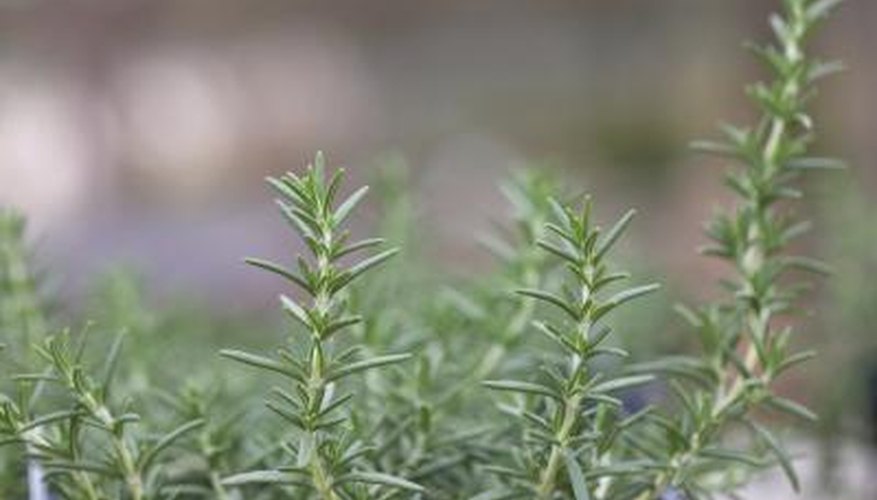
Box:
0 1 873 497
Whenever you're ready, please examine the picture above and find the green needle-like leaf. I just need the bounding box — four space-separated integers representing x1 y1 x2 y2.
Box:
563 449 591 500
326 353 413 382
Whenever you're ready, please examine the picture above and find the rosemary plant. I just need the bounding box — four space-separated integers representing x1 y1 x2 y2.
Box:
348 168 561 499
0 0 849 497
633 0 844 497
482 197 659 499
32 330 205 499
1 211 206 500
220 153 423 498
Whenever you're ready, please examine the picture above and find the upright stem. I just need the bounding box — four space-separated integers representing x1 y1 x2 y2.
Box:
77 390 143 499
538 265 593 499
305 210 340 500
638 115 785 498
76 472 101 500
309 449 341 500
112 435 143 500
209 471 230 500
639 1 829 495
537 391 584 499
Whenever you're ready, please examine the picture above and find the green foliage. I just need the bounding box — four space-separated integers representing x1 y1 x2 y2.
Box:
0 1 846 499
220 154 421 499
630 0 845 497
481 198 659 499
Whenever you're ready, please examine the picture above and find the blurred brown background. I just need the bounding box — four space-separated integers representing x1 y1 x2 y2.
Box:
0 0 872 301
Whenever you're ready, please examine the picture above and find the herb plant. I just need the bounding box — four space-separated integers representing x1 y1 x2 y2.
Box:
482 199 659 499
630 0 845 497
219 154 424 498
0 0 847 498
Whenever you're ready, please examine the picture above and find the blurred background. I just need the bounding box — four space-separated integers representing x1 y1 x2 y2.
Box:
0 1 874 497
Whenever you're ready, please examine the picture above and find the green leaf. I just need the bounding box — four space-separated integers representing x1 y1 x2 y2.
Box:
334 238 385 260
323 315 363 340
781 256 833 276
316 393 353 420
325 168 343 207
548 197 573 231
690 140 738 158
332 248 399 292
222 470 306 486
596 209 636 259
772 350 816 378
244 258 311 292
751 422 800 492
42 460 120 477
516 288 579 320
584 460 662 478
594 284 660 320
297 433 314 468
563 448 591 500
336 471 424 492
806 0 843 21
546 222 579 248
592 374 654 394
807 59 845 83
100 332 126 397
605 284 660 308
481 465 532 481
138 418 205 473
0 437 25 448
537 239 580 265
786 157 846 170
313 151 327 185
326 353 412 382
267 176 305 205
277 201 317 240
18 410 80 434
280 295 313 330
333 186 370 225
220 350 297 379
482 380 561 401
533 320 577 353
765 396 818 422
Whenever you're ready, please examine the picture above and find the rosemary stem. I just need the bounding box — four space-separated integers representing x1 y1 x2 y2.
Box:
209 471 230 500
112 435 143 500
309 441 340 500
538 391 584 500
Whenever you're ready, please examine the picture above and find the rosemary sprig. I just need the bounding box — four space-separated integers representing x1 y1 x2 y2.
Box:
482 197 659 499
220 153 423 499
637 0 844 497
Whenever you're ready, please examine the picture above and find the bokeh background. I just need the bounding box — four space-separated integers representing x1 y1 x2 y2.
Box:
0 1 874 497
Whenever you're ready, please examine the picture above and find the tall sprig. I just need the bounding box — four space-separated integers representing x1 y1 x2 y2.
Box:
483 198 659 499
638 0 844 496
220 153 422 499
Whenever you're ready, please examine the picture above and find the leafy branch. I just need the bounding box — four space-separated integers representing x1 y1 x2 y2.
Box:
220 153 422 498
483 197 659 499
636 0 845 497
